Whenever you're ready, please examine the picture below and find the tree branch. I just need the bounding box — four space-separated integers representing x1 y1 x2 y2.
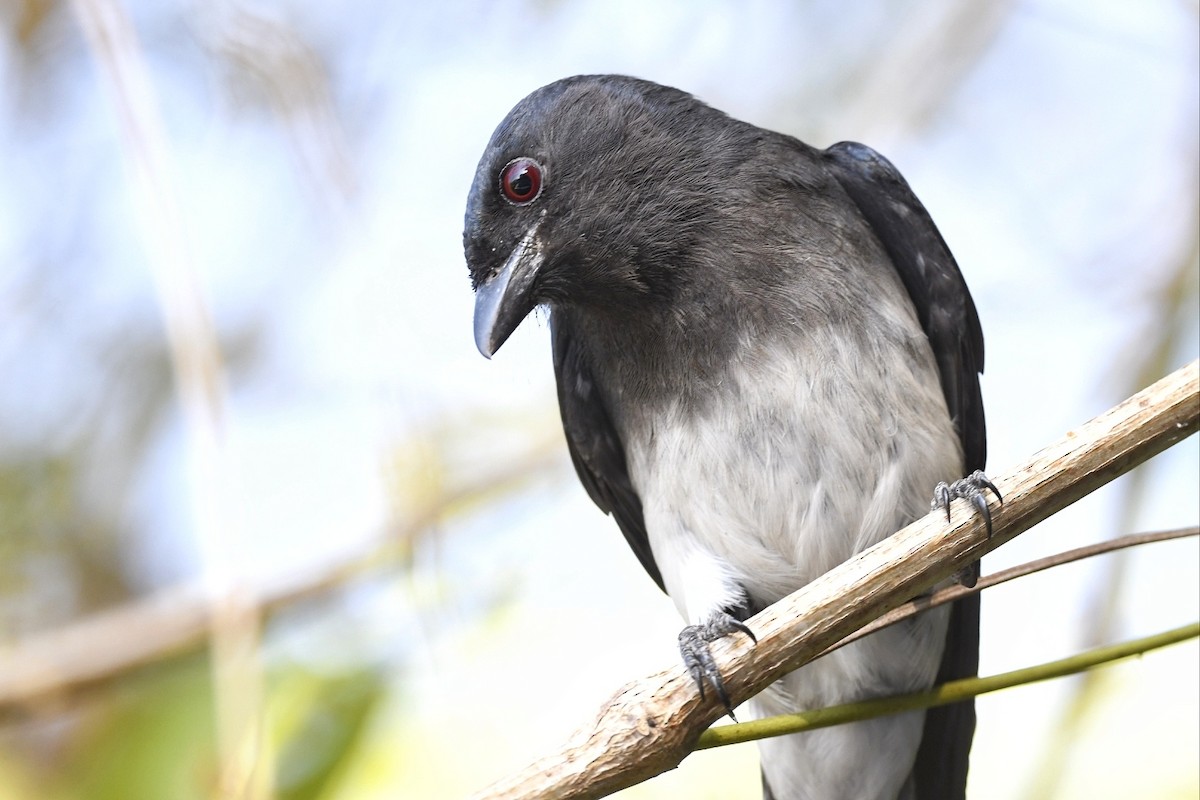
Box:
467 359 1199 800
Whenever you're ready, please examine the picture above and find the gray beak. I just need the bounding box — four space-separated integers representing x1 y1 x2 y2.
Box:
473 222 545 358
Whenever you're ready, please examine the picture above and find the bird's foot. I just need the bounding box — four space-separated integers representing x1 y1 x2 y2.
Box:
678 611 757 720
932 470 1002 587
932 470 1003 536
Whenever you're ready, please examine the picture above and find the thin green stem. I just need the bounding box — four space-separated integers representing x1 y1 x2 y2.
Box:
696 621 1200 750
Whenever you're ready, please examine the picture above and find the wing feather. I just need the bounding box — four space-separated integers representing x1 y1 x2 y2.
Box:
551 314 664 592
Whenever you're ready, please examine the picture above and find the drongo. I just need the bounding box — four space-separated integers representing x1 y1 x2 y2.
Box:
463 75 996 800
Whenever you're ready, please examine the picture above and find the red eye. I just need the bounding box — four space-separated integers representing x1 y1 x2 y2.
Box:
500 157 543 204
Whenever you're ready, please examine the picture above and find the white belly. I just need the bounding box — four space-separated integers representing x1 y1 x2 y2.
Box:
624 331 961 800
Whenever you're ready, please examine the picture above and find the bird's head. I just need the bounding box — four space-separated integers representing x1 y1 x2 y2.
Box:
463 75 749 358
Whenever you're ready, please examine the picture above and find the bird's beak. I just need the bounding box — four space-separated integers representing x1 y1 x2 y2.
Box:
473 221 545 358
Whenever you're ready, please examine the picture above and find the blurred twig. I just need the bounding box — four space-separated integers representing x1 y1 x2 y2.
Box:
197 4 359 218
71 0 265 795
836 0 1016 145
0 433 563 719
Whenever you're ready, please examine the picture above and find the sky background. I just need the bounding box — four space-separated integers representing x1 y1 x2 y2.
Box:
0 1 1197 798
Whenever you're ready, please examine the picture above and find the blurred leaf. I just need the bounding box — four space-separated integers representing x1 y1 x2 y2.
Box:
271 665 387 800
57 655 216 800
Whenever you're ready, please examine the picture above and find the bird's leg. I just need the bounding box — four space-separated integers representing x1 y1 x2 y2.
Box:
678 603 759 720
932 469 1003 587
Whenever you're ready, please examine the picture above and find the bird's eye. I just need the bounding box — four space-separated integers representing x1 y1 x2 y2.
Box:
499 157 543 205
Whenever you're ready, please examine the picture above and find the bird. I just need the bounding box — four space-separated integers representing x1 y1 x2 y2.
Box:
463 74 996 800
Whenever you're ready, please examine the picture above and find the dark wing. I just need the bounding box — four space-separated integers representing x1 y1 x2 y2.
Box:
550 313 665 592
824 142 986 471
825 141 986 800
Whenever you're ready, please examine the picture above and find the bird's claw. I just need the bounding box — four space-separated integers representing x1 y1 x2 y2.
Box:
678 611 757 720
932 470 1002 537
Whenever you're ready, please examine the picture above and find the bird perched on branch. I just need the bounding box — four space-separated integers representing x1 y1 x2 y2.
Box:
463 75 996 800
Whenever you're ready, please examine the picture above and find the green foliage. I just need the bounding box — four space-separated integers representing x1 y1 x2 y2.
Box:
52 656 215 800
272 666 388 800
0 654 388 800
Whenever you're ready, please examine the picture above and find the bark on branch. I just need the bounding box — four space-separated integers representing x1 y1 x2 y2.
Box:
468 359 1199 800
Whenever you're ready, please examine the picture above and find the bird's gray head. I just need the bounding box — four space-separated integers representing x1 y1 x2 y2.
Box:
463 75 755 358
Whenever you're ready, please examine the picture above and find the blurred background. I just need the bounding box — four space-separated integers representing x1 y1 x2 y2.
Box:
0 1 1197 798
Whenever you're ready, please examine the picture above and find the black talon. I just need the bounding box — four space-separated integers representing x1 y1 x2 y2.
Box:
935 482 953 523
727 617 757 644
973 471 1003 506
678 610 757 720
970 490 992 536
